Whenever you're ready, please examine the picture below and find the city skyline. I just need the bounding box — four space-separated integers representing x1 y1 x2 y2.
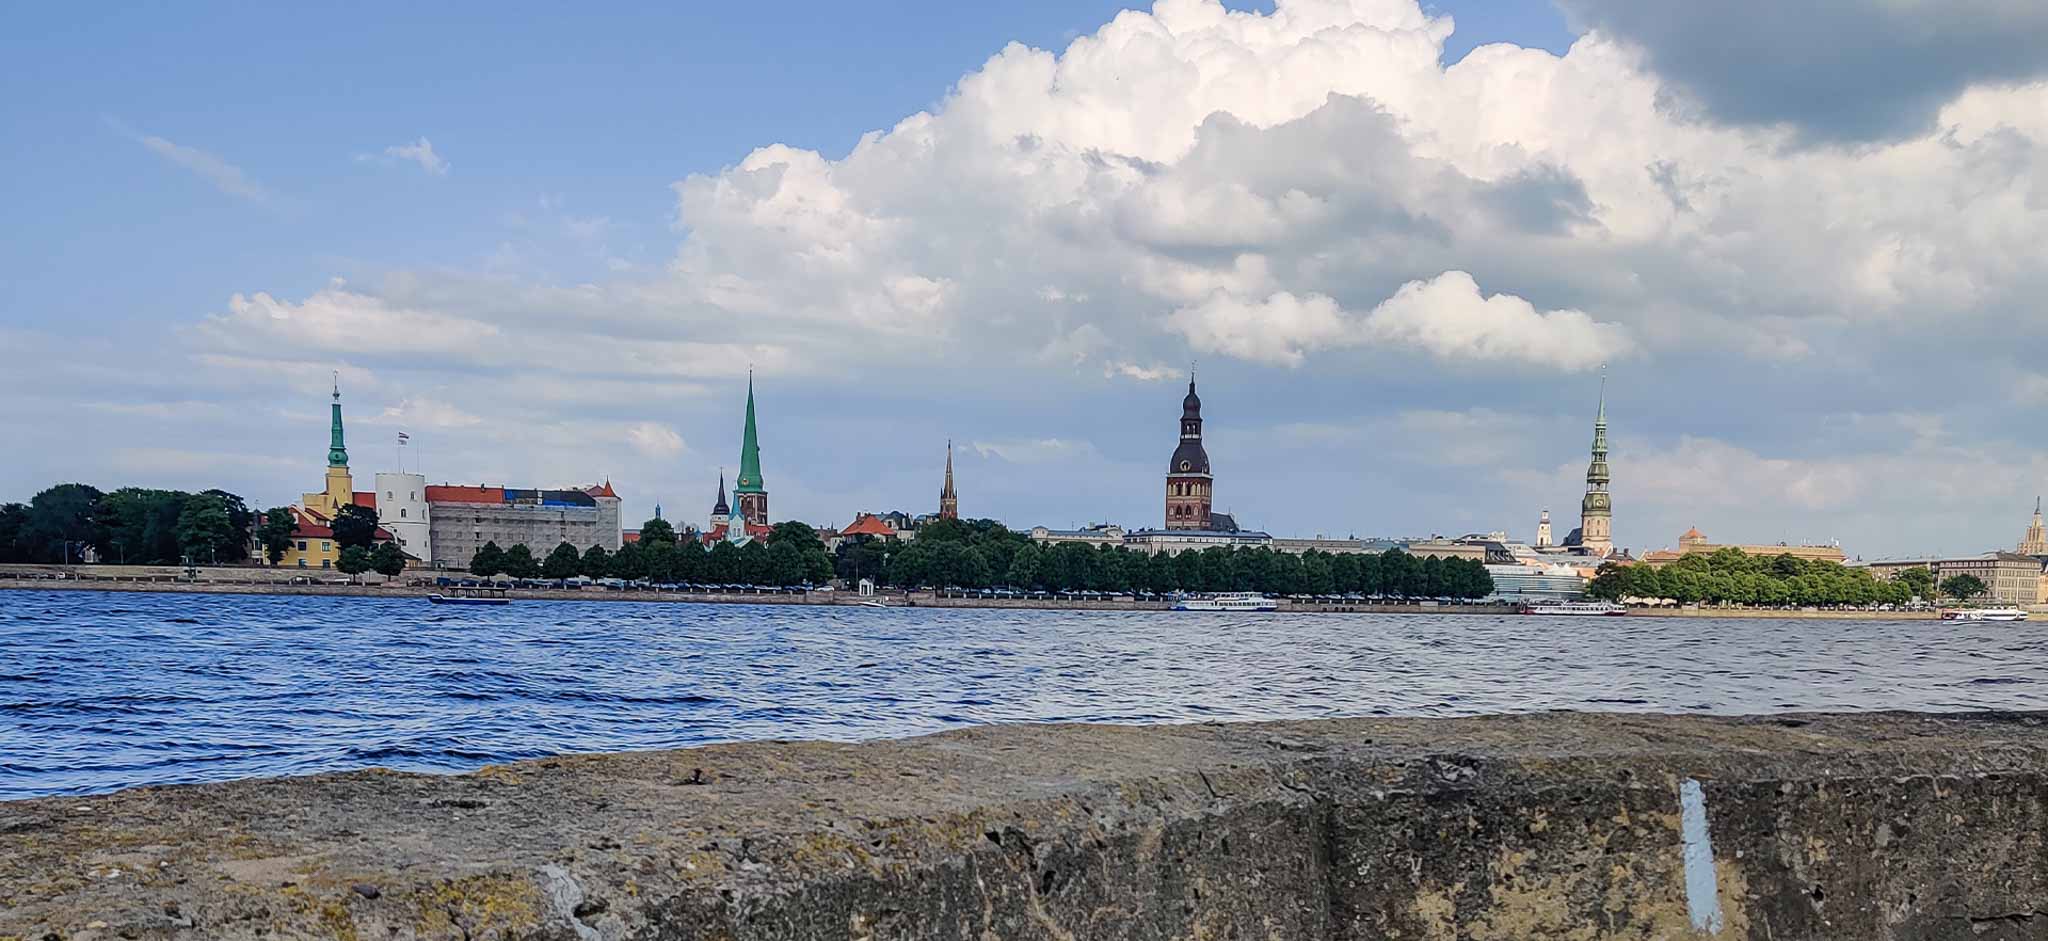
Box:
8 1 2048 557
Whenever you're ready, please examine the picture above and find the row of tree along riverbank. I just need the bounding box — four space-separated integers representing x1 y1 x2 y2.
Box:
1586 547 1987 607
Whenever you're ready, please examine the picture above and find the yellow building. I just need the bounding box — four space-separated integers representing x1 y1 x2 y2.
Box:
1639 528 1845 568
275 383 381 571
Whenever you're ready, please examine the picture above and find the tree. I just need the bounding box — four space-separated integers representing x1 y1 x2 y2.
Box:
0 503 29 563
26 483 104 563
469 540 506 577
677 539 709 584
258 507 299 564
1939 574 1988 603
706 541 740 583
642 539 680 583
1894 566 1935 601
330 504 381 550
1006 543 1042 589
608 541 647 580
502 544 541 579
542 541 584 579
370 541 407 577
200 489 254 562
337 545 373 580
174 492 235 563
739 540 769 584
766 540 805 586
767 521 825 552
580 544 612 578
96 488 184 564
638 518 678 546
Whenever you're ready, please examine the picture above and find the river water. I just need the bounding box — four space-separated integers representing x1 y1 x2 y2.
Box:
2 589 2042 799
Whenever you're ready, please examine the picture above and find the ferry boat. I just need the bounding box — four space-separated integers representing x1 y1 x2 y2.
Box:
428 587 511 606
1173 592 1279 612
1939 607 2028 622
1519 601 1628 617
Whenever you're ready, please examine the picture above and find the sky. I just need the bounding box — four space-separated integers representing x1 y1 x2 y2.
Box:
4 0 2047 559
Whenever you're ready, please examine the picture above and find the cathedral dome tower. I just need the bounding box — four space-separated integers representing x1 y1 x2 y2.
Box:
1165 377 1213 530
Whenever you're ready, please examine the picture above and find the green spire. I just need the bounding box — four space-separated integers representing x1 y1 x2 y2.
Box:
327 374 349 468
734 372 765 494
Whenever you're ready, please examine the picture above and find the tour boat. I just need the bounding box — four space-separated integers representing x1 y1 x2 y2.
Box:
428 587 511 606
1173 592 1279 612
1519 601 1628 616
1939 607 2028 622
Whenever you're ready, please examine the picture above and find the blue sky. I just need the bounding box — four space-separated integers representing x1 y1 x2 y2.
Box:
5 0 2047 558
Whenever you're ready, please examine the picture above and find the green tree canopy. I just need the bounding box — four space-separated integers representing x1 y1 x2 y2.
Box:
337 545 373 579
469 541 506 577
502 544 540 579
1940 573 1989 603
258 507 299 565
637 518 678 546
329 504 381 550
27 483 104 563
0 503 30 564
174 492 236 564
370 541 407 577
580 544 612 578
542 541 584 579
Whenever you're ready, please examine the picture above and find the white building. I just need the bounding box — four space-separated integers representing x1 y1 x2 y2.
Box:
373 472 431 564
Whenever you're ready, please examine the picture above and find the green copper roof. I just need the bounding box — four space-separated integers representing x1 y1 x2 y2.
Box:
734 375 765 494
327 382 349 468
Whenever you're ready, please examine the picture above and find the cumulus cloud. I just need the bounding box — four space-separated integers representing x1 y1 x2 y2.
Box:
1166 272 1628 369
624 422 685 458
1558 0 2048 142
970 438 1096 464
360 137 449 175
64 0 2048 550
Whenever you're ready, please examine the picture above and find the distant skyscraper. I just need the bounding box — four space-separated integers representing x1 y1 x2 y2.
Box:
2021 498 2048 557
939 441 958 520
1165 376 1213 530
732 375 768 526
1578 373 1613 557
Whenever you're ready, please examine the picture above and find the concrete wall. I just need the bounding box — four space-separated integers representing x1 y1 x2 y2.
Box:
5 712 2045 940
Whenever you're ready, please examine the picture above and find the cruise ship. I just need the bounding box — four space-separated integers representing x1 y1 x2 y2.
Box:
1518 600 1628 616
1173 592 1280 612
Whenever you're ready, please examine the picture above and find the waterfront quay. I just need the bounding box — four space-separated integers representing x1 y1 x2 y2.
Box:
5 711 2045 939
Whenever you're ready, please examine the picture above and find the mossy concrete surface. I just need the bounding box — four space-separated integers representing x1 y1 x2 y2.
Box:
3 712 2045 939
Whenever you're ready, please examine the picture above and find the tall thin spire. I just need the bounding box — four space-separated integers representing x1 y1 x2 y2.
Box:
939 440 959 520
1579 368 1613 557
735 373 764 494
326 373 349 468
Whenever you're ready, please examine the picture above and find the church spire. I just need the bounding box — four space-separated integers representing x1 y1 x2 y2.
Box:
939 440 959 520
735 373 764 493
326 372 349 468
1578 367 1614 557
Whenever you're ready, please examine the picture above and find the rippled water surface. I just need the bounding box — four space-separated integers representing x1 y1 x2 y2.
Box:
3 589 2044 799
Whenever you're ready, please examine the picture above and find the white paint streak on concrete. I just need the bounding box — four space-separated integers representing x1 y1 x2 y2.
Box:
1680 777 1726 934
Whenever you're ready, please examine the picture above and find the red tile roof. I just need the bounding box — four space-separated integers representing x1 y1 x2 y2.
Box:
586 481 619 499
351 491 377 509
424 485 505 504
838 514 896 537
621 530 641 544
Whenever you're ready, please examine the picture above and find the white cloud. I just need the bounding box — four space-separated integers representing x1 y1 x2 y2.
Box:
1107 361 1179 382
360 137 449 175
1359 271 1631 371
1167 291 1349 367
120 125 271 203
970 438 1096 464
625 422 685 458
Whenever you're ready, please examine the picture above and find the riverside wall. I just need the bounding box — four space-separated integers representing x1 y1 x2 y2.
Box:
4 711 2046 940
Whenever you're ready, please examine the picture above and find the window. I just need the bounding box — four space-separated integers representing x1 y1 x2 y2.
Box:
321 541 331 552
296 540 308 551
321 560 331 569
296 559 307 568
400 508 407 518
386 491 393 500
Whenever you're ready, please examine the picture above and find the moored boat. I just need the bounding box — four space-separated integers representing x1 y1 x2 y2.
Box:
1173 592 1279 612
1939 607 2027 622
428 587 511 606
1519 601 1627 616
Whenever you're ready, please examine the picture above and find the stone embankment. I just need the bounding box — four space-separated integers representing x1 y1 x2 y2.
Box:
5 711 2045 939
